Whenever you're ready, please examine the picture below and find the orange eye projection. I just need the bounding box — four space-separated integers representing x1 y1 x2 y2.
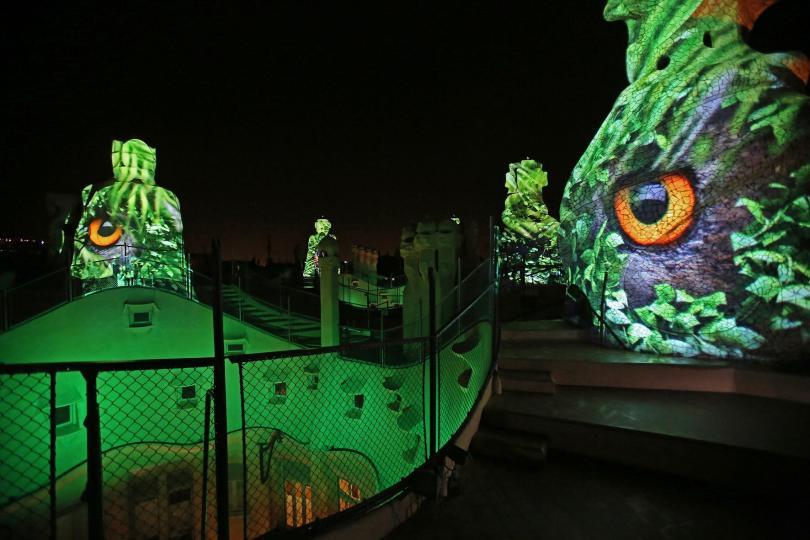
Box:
88 218 122 247
613 173 696 246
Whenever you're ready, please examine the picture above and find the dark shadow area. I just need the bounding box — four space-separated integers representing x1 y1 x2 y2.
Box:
387 452 810 540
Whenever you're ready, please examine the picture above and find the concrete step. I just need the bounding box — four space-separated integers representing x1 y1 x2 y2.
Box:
500 319 588 343
498 369 556 394
493 341 810 403
469 426 548 466
480 387 810 494
497 340 711 370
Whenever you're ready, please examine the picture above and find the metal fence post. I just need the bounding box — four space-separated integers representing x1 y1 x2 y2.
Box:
200 390 213 540
49 371 57 539
600 269 609 346
2 288 8 331
489 216 495 284
83 368 103 540
287 297 292 342
428 268 437 458
238 363 249 538
188 252 194 300
211 239 230 540
456 257 462 335
380 309 385 365
237 274 243 322
66 267 74 303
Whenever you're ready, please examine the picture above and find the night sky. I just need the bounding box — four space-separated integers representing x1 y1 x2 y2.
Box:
1 2 806 262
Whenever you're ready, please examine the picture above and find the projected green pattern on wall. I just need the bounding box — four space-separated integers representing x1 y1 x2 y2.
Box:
70 139 187 294
500 159 563 284
559 0 810 361
303 218 334 278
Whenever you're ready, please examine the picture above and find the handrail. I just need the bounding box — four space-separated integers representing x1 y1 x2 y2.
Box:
0 355 216 374
565 284 631 351
3 267 69 294
229 336 429 364
0 235 499 540
0 261 326 336
439 257 490 305
340 270 406 287
436 283 493 337
261 310 498 538
222 282 320 322
3 245 182 295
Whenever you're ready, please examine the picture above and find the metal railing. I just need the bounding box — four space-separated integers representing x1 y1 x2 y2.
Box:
0 256 327 348
497 225 563 289
0 255 499 539
1 249 191 333
338 272 405 310
0 357 220 540
194 273 323 348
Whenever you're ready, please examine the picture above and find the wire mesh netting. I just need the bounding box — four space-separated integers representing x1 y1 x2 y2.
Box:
1 254 191 334
0 253 497 540
193 272 323 349
97 366 217 540
338 272 405 309
0 372 52 540
437 284 495 447
438 259 493 330
237 343 428 536
72 243 190 295
2 270 74 331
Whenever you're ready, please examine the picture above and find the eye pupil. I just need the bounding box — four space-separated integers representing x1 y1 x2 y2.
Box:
99 221 116 237
630 183 669 225
614 173 695 246
88 217 123 247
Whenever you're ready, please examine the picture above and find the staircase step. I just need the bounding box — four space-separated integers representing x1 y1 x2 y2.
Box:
480 388 810 493
497 341 728 371
470 426 548 466
499 369 556 394
500 319 588 343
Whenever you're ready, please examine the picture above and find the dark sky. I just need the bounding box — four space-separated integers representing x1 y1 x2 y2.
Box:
1 1 806 262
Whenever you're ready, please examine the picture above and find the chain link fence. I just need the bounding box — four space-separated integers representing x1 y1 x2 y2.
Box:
0 371 53 540
437 282 496 448
97 365 217 540
0 255 497 539
235 340 429 537
1 251 190 333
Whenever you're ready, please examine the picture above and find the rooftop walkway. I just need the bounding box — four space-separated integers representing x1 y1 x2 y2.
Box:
387 317 810 539
385 453 809 540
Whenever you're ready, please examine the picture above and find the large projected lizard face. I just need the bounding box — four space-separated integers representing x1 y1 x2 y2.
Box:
70 139 187 294
559 0 810 360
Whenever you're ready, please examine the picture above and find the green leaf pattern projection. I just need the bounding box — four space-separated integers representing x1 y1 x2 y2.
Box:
500 159 563 284
303 218 335 278
559 0 809 361
71 139 187 294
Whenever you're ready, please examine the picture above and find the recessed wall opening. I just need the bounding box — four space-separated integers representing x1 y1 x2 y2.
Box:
177 384 198 408
125 302 156 328
346 394 365 419
285 481 314 528
129 310 152 327
227 342 245 355
338 478 362 511
53 402 80 435
270 382 287 405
